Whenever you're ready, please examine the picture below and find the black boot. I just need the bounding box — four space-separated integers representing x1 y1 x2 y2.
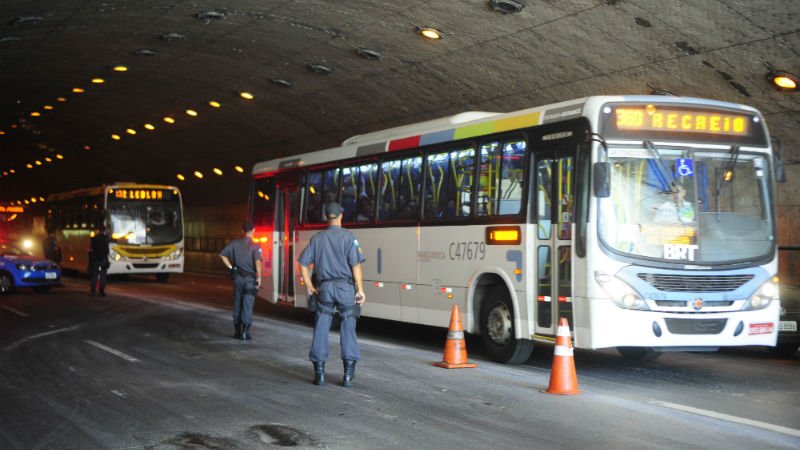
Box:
342 360 356 387
313 362 326 386
241 324 252 341
233 322 242 339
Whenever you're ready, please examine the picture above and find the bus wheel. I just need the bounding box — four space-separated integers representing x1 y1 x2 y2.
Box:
32 286 52 293
156 273 170 283
0 272 14 294
617 346 662 361
479 286 533 364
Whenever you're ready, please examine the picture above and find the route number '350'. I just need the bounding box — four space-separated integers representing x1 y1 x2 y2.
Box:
449 241 486 260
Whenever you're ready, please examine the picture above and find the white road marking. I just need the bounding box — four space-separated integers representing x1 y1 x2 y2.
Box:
649 400 800 438
1 305 29 317
83 339 140 363
4 326 80 351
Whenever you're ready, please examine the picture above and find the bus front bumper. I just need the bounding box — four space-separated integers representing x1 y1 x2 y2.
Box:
575 298 780 350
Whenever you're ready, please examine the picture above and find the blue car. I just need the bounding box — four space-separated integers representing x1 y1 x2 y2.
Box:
0 241 61 294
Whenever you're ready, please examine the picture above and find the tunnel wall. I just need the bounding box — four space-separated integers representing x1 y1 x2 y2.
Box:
183 203 247 276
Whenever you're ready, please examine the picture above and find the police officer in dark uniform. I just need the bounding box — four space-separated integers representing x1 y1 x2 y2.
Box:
298 202 366 387
220 221 262 341
42 228 62 265
88 225 111 297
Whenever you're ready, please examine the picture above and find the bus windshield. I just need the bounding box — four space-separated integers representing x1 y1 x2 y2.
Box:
598 146 774 265
108 199 182 245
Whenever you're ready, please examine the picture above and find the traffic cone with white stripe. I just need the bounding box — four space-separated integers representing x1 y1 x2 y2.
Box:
434 304 477 369
544 317 581 395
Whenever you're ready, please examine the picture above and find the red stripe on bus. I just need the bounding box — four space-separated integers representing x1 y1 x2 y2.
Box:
388 135 420 151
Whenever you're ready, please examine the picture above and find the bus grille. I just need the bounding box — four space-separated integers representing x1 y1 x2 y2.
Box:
664 318 727 335
637 274 753 292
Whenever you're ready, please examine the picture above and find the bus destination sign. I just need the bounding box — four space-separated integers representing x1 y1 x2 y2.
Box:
112 188 175 201
615 106 748 136
603 103 766 146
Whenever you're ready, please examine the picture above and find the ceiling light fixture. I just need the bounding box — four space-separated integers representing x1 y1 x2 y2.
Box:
271 79 293 88
213 168 223 175
35 160 42 165
126 128 136 135
209 100 221 108
55 154 63 159
111 134 121 140
30 111 41 117
308 63 333 74
83 145 91 150
26 164 33 169
186 109 198 116
176 174 185 181
113 65 128 72
767 69 799 91
163 117 176 124
43 105 54 110
490 0 525 14
416 26 444 40
234 165 244 173
194 171 204 179
45 157 52 162
57 97 67 102
144 123 155 130
356 48 382 60
240 91 254 100
91 78 105 84
72 88 84 93
0 130 5 135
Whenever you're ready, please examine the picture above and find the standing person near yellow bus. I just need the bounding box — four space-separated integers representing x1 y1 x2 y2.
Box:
298 202 366 387
88 226 110 297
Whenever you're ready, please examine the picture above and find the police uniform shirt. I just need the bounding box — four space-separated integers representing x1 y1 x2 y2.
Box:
220 237 262 277
298 226 365 281
89 234 110 262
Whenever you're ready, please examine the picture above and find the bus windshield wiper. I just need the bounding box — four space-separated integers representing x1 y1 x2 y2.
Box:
714 145 740 214
644 141 674 191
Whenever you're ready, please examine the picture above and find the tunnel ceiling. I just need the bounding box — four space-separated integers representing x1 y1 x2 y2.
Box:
1 0 799 205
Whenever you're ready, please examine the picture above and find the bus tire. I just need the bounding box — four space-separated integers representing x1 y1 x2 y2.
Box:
156 273 170 283
32 286 52 293
0 272 14 294
479 285 533 364
617 346 662 361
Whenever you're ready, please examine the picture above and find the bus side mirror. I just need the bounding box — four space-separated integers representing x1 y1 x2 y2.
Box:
593 162 611 198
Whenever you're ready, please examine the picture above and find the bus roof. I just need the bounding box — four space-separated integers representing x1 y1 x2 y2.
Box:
252 95 763 176
47 183 180 202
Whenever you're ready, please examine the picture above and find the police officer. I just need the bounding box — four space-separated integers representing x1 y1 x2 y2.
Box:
219 221 262 341
88 225 110 297
42 228 62 265
298 202 366 387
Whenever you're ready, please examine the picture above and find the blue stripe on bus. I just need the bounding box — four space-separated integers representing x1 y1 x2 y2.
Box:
419 129 455 147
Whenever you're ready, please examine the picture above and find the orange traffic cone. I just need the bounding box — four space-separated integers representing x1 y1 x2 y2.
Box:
433 305 477 369
544 317 581 395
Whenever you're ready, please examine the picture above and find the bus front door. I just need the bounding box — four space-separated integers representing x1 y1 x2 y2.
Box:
275 183 298 304
534 152 575 338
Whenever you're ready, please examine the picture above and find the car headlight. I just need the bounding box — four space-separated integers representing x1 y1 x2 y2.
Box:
15 263 31 271
109 248 122 261
595 271 650 310
743 278 777 311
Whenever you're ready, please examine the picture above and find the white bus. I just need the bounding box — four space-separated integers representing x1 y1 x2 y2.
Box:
47 183 184 282
250 95 783 363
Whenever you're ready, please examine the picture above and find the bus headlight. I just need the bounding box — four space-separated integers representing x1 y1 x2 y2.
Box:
109 248 122 261
743 279 777 311
168 248 183 260
22 239 33 250
595 271 649 310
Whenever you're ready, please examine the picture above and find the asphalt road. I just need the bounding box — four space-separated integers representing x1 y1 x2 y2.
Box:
1 273 798 450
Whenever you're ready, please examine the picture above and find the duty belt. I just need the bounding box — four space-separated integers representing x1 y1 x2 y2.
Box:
320 277 354 284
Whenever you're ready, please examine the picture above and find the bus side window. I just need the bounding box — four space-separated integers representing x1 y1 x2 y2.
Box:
424 151 449 219
477 139 525 216
378 155 421 221
342 162 378 224
252 177 275 230
424 147 475 220
305 171 324 224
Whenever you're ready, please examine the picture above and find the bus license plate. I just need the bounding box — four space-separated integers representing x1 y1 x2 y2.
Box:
45 272 57 280
779 321 797 332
